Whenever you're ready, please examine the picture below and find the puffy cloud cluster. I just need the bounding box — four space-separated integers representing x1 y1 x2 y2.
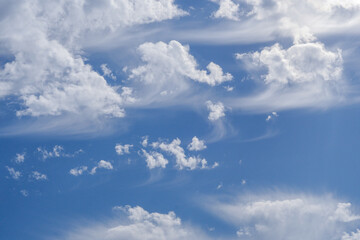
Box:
206 101 226 121
0 0 186 121
210 0 360 28
206 192 360 240
31 171 47 181
37 145 64 160
15 153 25 164
211 0 240 20
237 41 343 85
152 138 209 170
70 160 113 176
69 166 88 176
115 144 133 155
53 205 209 240
187 136 207 151
342 229 360 240
138 136 217 170
141 149 168 169
130 41 232 98
6 166 21 180
232 40 345 111
90 160 114 175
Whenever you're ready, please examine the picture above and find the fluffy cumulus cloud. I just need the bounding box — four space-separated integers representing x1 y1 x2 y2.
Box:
31 171 47 181
232 39 346 111
342 229 360 240
69 166 88 176
209 0 360 35
211 0 240 20
52 205 209 240
15 153 25 163
6 166 21 180
130 41 232 99
115 144 133 155
90 160 113 175
141 149 168 169
0 0 186 121
37 145 64 159
152 138 209 170
205 191 360 240
237 41 342 85
206 101 226 121
188 136 207 151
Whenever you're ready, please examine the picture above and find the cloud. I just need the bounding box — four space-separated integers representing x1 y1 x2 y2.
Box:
141 136 149 147
20 189 29 197
101 64 116 80
69 166 88 176
6 166 21 180
141 149 168 169
236 41 342 85
38 145 64 160
0 0 187 131
90 160 113 175
51 205 209 240
115 144 133 155
231 40 346 112
188 136 207 151
206 101 226 121
31 171 47 181
129 40 232 105
266 112 278 121
152 138 209 170
342 229 360 240
205 191 360 240
211 0 240 20
15 153 25 163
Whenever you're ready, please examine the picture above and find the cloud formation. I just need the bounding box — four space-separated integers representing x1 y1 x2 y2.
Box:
206 101 226 121
231 39 346 112
205 191 360 240
152 138 209 170
141 149 168 169
53 205 209 240
188 136 207 151
0 0 186 122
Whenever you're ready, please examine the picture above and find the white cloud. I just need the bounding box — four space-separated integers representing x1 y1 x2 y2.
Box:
53 205 209 240
153 138 209 170
141 149 168 169
130 40 232 91
31 171 48 181
232 40 345 112
211 0 240 20
206 101 226 121
188 136 207 151
237 41 342 85
6 166 21 180
205 191 360 240
15 153 25 163
342 229 360 240
141 136 149 147
266 112 278 122
90 160 113 175
69 166 88 176
20 190 29 197
115 144 133 155
0 0 186 126
101 64 116 80
38 145 64 159
209 0 360 36
224 86 234 92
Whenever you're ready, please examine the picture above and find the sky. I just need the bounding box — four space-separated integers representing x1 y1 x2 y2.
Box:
1 0 360 239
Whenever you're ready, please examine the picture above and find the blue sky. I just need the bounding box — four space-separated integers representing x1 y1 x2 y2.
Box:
1 0 360 239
